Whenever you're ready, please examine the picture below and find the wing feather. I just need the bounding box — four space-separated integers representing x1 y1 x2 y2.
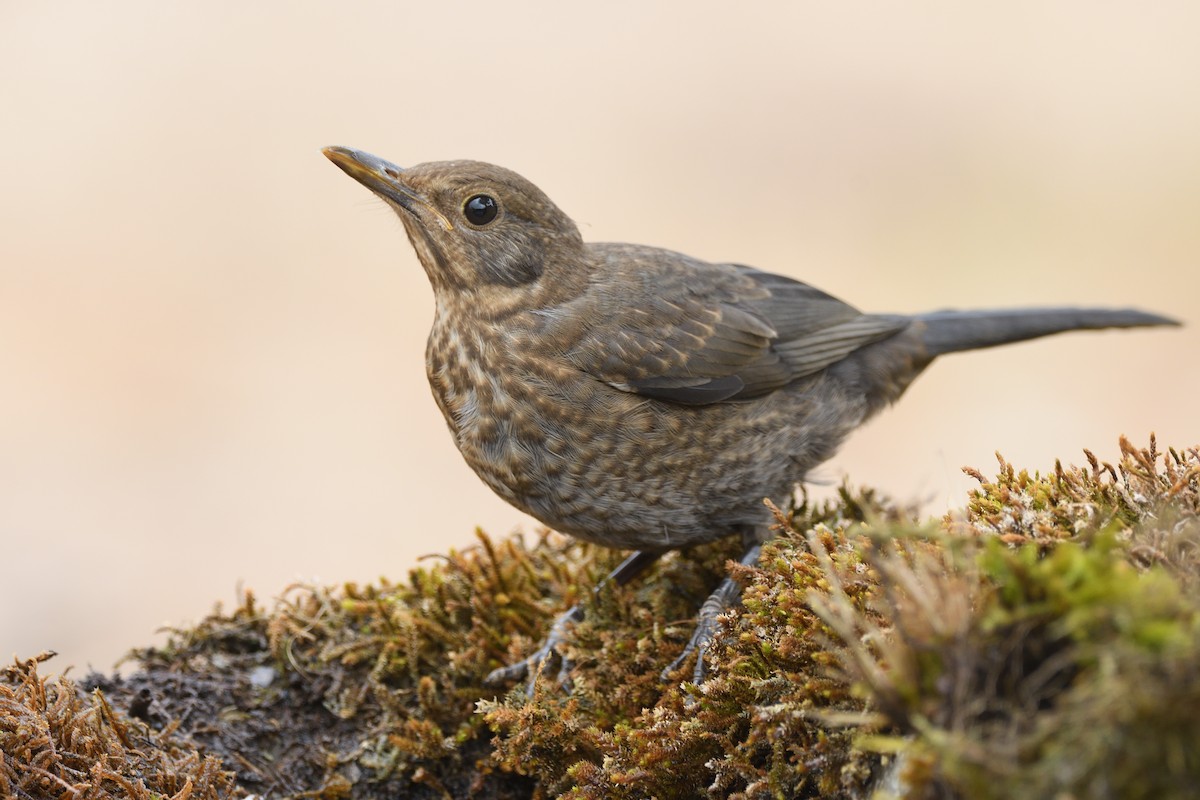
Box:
566 245 910 405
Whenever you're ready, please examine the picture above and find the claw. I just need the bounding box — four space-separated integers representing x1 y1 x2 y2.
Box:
660 610 721 683
485 603 583 695
483 550 662 694
661 543 763 685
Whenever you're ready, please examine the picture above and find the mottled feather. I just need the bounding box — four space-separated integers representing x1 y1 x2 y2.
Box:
567 244 909 404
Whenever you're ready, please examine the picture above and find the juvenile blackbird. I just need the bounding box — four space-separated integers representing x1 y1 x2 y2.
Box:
322 146 1178 686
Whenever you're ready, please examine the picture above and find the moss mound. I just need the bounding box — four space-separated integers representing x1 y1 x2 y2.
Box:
3 437 1198 798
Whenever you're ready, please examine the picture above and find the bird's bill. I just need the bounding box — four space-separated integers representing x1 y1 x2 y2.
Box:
322 146 450 229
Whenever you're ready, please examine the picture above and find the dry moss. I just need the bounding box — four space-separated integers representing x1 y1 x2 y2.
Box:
3 438 1197 799
0 651 235 799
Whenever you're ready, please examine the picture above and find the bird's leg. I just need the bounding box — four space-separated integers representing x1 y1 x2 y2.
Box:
661 541 763 684
485 549 661 694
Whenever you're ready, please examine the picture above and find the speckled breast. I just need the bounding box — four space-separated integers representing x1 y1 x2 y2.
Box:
421 312 835 550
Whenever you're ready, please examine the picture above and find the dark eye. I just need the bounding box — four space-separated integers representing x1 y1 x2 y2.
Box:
463 194 498 226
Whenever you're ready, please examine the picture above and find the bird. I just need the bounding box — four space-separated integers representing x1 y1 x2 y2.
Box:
322 145 1178 688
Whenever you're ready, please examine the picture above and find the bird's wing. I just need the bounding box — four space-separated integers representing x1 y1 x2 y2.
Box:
566 246 909 406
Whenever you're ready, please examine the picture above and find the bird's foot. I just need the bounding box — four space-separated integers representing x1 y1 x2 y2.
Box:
484 603 583 695
484 550 662 696
659 578 735 684
661 543 763 684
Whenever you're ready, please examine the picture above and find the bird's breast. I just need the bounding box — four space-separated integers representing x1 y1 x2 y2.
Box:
425 318 579 502
420 311 831 549
423 314 689 537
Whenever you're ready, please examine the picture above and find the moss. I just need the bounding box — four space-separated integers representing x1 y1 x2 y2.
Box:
3 438 1198 798
816 437 1200 799
0 651 236 799
481 493 910 800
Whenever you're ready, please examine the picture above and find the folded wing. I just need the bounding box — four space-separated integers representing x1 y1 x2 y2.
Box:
567 248 908 406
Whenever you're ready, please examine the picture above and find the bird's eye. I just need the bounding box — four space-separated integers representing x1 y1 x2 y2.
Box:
463 194 498 226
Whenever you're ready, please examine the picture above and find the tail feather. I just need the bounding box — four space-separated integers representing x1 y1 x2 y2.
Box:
834 306 1178 417
915 307 1179 358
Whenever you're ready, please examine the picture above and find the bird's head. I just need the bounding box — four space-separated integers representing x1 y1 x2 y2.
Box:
323 147 586 315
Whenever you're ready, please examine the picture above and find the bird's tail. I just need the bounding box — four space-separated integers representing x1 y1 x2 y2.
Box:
915 307 1178 358
835 306 1178 417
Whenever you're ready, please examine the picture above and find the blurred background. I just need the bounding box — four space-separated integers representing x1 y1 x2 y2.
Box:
2 2 1197 674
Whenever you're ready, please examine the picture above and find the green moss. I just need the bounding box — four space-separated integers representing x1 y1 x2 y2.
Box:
817 437 1200 799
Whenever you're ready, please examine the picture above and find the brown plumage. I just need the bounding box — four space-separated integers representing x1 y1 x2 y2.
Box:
323 146 1178 683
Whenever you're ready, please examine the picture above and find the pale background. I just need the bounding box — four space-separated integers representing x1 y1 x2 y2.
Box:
2 2 1196 674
